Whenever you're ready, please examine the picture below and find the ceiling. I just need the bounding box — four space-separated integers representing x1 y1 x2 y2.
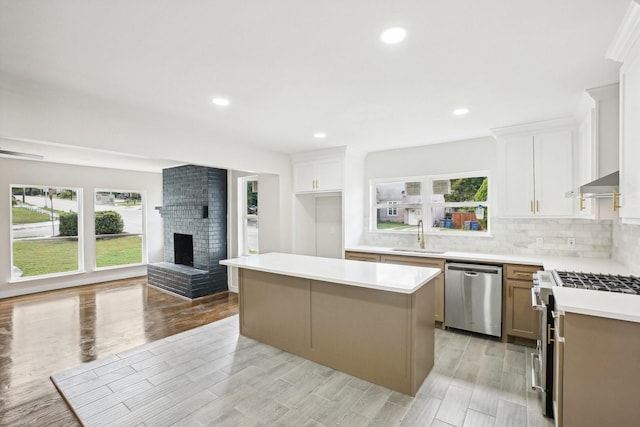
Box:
0 0 630 170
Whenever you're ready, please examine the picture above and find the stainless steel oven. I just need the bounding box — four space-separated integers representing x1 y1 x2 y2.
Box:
531 272 555 417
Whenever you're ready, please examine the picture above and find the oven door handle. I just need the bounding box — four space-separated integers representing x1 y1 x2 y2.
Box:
531 286 545 311
530 352 544 392
553 311 565 343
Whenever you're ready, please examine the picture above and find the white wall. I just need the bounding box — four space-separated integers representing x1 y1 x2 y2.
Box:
1 82 294 297
362 136 615 258
0 81 291 176
365 136 498 181
1 158 163 298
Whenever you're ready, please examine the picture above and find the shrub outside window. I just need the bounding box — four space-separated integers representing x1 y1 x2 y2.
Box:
10 185 82 279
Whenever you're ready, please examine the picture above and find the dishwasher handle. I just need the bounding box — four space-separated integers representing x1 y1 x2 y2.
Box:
445 263 502 274
464 271 479 277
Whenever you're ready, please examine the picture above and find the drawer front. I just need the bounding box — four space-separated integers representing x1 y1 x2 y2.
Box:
505 264 541 280
344 251 381 263
380 254 445 270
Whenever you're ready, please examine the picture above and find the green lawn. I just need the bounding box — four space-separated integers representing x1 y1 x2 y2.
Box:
11 207 51 224
13 239 79 276
13 235 142 276
377 222 417 230
96 235 142 268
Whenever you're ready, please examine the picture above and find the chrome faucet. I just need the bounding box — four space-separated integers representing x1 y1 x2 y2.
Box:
417 219 425 249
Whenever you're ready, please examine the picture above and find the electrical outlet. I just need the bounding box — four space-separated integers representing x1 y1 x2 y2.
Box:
567 237 576 249
535 237 544 248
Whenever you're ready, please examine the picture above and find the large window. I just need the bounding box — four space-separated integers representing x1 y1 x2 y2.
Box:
371 172 489 235
94 190 144 268
373 180 423 231
11 186 82 279
238 177 259 255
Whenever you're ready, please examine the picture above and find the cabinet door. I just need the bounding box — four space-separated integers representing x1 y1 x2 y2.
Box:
621 56 640 222
315 158 343 192
503 135 536 216
534 130 574 217
293 162 316 193
505 279 540 339
380 255 445 325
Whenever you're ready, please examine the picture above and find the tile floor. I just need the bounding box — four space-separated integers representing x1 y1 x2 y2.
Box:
51 316 553 426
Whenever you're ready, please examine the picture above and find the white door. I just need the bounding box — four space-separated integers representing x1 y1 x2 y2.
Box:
293 162 316 193
315 159 344 192
534 130 574 217
315 196 342 259
502 135 535 217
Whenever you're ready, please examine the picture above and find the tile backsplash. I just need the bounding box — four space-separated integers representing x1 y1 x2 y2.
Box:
611 221 640 268
364 217 613 259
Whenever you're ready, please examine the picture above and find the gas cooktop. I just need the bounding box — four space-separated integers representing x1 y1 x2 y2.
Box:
554 271 640 295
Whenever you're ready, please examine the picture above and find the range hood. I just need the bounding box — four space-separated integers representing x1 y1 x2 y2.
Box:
566 171 619 197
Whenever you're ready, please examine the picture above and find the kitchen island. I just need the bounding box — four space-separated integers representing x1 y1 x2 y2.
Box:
220 252 441 396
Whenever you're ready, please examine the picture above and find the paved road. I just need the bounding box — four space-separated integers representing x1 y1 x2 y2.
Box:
13 195 143 238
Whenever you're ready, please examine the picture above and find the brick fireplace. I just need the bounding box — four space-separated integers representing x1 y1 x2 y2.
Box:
147 165 228 298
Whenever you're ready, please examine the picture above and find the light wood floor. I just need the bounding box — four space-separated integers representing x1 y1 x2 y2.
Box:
0 277 238 426
0 277 552 426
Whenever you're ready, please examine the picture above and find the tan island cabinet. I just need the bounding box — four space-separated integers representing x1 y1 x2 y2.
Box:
504 264 541 341
222 253 440 396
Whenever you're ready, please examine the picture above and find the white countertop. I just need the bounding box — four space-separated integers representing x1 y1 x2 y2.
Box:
346 245 638 275
347 245 640 322
220 252 441 294
553 287 640 323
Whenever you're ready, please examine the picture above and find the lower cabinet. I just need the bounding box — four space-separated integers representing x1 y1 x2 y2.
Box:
345 252 445 324
379 255 446 324
504 264 541 340
554 311 640 427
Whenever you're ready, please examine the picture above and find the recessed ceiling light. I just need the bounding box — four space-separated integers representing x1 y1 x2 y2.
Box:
313 132 327 139
380 27 407 45
212 97 230 107
453 108 469 116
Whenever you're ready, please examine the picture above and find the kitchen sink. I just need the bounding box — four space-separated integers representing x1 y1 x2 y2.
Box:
391 248 446 255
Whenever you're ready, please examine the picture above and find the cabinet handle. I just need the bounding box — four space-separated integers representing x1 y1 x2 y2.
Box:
530 200 534 212
579 194 585 211
613 191 620 212
548 324 554 345
536 200 540 213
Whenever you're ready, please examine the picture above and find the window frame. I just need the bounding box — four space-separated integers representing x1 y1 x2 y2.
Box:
387 201 398 216
238 176 259 256
370 171 491 236
10 184 84 281
93 188 147 270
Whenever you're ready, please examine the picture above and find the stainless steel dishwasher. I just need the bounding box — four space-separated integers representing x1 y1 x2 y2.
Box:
444 263 502 337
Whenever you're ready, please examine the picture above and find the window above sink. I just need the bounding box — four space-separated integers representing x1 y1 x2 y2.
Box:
371 171 490 236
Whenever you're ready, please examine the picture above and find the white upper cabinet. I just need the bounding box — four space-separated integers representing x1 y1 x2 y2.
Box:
293 157 343 193
494 119 575 218
607 2 640 224
573 83 620 219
